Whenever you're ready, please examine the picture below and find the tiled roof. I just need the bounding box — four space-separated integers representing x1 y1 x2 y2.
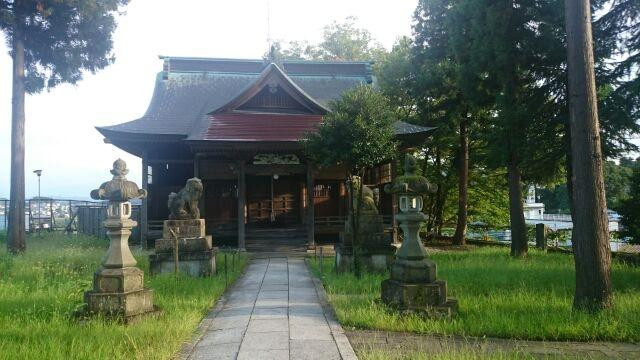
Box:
96 58 371 137
95 57 434 142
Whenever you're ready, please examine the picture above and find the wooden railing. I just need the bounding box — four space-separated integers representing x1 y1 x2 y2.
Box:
314 215 394 229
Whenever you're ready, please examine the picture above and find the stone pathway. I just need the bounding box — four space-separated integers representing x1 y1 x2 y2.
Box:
183 257 357 360
347 330 640 359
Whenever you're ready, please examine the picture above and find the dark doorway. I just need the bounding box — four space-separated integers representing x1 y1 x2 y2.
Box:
247 175 300 227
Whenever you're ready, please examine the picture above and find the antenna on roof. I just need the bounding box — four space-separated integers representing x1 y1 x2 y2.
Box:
266 1 272 50
264 1 278 64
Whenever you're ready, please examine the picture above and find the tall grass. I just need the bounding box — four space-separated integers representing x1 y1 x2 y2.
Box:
0 234 247 360
311 247 640 342
359 348 533 360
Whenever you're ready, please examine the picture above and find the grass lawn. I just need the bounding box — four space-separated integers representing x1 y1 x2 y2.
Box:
310 247 640 342
0 232 247 360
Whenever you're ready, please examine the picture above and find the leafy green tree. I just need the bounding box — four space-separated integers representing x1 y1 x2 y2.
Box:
538 185 571 214
302 85 397 276
268 16 386 62
413 0 472 245
1 0 129 254
317 16 386 61
619 166 640 244
603 160 634 211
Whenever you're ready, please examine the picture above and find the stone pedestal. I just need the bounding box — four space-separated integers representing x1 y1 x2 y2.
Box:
85 267 155 318
336 213 396 272
83 201 158 322
149 219 217 277
380 212 457 316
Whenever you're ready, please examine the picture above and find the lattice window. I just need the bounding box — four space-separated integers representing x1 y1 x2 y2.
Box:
238 85 309 113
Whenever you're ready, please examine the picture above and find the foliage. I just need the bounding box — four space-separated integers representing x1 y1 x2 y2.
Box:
310 248 640 341
539 158 639 213
268 16 386 62
547 229 570 246
0 233 247 359
538 184 571 214
302 85 397 173
0 0 129 93
619 166 640 244
604 159 635 211
444 169 510 228
302 85 396 277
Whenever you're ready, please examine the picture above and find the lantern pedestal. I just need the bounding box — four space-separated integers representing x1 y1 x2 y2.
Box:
381 206 457 316
83 204 159 322
80 160 161 324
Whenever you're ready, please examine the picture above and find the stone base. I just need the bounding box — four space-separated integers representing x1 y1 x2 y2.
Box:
381 279 457 317
390 257 437 284
162 219 205 239
154 235 212 253
84 287 155 317
335 244 396 272
83 266 157 321
149 249 217 277
92 267 145 293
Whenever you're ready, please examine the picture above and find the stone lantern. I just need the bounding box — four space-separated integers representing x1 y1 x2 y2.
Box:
83 159 158 322
381 154 457 316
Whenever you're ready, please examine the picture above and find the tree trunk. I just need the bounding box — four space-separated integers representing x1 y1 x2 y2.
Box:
508 156 528 257
564 0 612 311
564 118 574 216
8 31 26 254
453 118 469 246
501 0 527 258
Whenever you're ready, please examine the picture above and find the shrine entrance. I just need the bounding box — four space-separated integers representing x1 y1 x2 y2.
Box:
246 175 302 228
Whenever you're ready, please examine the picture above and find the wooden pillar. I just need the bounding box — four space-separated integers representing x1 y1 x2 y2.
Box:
391 159 399 244
237 161 246 250
536 223 548 251
338 181 346 217
141 154 149 248
306 164 315 249
300 181 306 224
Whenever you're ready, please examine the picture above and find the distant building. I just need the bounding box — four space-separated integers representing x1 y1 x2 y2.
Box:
523 186 545 220
523 186 620 232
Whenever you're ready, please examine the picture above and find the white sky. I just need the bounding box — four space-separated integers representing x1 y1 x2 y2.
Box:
0 0 418 199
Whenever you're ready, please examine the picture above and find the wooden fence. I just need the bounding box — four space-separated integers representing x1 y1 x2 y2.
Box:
76 204 141 244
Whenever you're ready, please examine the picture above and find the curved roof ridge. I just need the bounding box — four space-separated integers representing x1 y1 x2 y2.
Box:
209 63 329 115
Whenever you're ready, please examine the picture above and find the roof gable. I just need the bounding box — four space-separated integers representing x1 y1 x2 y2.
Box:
210 63 328 115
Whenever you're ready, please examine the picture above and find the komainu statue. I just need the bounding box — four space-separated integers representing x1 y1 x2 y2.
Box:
168 178 203 220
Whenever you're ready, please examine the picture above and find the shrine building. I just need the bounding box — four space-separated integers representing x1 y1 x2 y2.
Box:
97 57 432 251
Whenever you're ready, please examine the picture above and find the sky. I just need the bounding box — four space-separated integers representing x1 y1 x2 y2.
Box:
0 0 419 199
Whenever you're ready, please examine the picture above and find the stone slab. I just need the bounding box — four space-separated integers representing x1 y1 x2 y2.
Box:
182 257 356 360
84 287 154 317
162 219 205 239
289 339 341 360
149 249 216 277
247 318 289 333
154 236 212 253
240 331 289 350
93 266 144 293
237 349 289 360
381 278 458 316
